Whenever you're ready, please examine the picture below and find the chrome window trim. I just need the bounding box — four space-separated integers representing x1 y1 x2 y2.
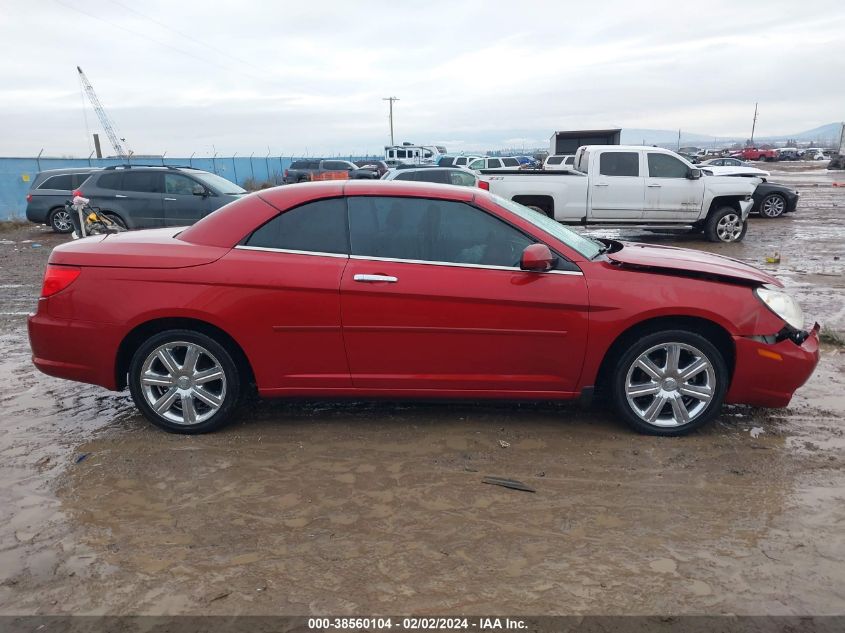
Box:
349 254 583 276
235 245 349 259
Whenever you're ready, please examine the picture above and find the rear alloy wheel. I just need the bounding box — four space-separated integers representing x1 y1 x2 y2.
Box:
759 194 786 218
129 330 241 433
611 330 728 436
705 206 747 243
49 207 74 233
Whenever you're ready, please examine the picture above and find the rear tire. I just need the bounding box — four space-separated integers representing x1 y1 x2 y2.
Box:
128 329 241 434
49 207 74 233
611 329 728 436
705 206 747 242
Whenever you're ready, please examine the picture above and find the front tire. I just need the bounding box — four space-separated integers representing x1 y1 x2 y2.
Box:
128 330 241 434
611 330 728 436
49 207 74 233
705 206 747 242
103 212 128 229
759 194 786 218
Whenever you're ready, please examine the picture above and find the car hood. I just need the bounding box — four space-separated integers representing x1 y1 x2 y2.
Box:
606 241 781 286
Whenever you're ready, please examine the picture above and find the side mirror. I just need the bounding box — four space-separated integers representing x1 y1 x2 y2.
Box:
520 243 556 272
192 184 207 196
687 168 702 180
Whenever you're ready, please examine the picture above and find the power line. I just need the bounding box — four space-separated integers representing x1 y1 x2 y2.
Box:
52 0 266 81
109 0 274 78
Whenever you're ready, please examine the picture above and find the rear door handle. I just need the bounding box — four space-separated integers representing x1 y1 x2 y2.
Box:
594 183 609 187
164 197 177 201
647 184 662 188
354 274 398 283
115 194 127 198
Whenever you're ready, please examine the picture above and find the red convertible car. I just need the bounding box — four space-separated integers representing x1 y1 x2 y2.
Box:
28 181 819 435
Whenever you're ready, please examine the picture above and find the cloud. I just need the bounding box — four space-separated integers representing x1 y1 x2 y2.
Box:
0 0 843 156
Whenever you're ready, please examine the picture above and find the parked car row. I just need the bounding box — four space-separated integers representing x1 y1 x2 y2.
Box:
24 144 802 235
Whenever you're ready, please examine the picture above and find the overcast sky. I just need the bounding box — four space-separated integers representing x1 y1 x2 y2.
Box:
1 0 843 157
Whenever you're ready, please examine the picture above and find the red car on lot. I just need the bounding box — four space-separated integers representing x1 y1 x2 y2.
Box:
28 181 819 436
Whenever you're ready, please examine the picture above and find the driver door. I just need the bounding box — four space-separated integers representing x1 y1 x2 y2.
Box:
163 173 213 226
339 195 589 393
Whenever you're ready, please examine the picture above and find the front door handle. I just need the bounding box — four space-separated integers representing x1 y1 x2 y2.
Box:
594 183 609 187
164 197 177 201
647 184 662 188
115 194 127 198
354 274 398 283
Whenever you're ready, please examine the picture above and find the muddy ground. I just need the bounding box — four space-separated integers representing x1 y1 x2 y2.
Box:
0 164 843 616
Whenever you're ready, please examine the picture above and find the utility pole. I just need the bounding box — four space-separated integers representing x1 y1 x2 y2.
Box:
382 96 399 145
677 129 681 151
750 102 759 145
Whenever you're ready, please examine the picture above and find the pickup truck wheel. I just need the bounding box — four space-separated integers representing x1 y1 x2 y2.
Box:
128 330 241 434
759 193 786 218
49 207 74 233
705 207 747 242
611 330 728 436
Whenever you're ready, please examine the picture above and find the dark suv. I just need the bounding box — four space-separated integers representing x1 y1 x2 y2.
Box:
282 159 379 184
76 165 247 229
26 168 102 233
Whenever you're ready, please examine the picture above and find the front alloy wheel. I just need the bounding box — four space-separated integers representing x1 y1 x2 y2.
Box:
129 330 241 433
705 206 748 243
612 330 728 435
759 194 786 218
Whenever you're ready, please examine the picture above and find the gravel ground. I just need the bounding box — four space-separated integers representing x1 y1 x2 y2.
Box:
0 165 843 616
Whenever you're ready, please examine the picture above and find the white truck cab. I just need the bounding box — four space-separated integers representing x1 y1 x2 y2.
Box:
481 145 757 243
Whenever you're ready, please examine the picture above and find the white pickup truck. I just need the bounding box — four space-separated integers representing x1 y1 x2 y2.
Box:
480 145 758 242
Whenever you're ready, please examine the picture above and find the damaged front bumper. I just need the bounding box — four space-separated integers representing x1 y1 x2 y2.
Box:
726 322 820 408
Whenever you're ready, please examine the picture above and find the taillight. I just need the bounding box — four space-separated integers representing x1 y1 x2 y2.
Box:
26 193 32 202
478 180 490 190
284 169 289 178
72 189 82 198
41 265 81 298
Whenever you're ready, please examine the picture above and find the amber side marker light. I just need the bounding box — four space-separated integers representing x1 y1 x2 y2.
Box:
41 265 81 298
757 348 783 361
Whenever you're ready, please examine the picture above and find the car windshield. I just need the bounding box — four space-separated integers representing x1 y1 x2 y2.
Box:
489 194 603 259
190 171 247 195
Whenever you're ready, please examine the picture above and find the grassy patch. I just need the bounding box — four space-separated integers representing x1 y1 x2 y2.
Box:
0 219 28 234
819 326 845 347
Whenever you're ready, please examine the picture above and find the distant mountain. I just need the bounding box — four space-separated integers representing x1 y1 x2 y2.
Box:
759 122 843 143
620 123 843 148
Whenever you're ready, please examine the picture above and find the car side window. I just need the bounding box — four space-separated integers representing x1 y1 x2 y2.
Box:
469 159 484 169
97 172 122 190
599 152 639 177
394 172 416 181
647 153 689 179
324 161 350 171
448 170 476 186
502 158 519 167
245 197 348 255
348 196 534 268
39 174 74 190
487 159 503 168
121 171 163 193
164 174 197 195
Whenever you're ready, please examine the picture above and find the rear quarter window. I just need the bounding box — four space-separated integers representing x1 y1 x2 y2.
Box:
38 174 74 190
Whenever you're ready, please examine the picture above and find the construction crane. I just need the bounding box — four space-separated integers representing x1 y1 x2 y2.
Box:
77 66 131 159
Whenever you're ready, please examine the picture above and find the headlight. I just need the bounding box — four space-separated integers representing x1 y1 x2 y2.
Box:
754 285 804 330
